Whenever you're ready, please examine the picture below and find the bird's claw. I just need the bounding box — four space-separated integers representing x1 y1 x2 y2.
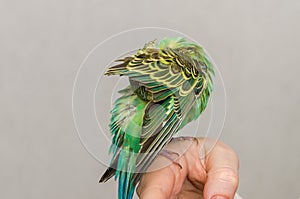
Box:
172 136 199 145
159 149 183 169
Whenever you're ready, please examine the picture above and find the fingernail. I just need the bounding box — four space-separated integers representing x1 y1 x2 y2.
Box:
211 195 229 199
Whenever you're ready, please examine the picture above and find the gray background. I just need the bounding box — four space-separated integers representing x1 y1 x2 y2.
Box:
1 0 299 198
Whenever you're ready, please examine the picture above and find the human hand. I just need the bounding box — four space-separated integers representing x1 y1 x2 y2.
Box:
136 137 239 199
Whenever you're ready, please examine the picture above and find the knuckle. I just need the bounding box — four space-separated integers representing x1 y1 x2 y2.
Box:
216 141 240 163
216 140 232 151
215 167 239 187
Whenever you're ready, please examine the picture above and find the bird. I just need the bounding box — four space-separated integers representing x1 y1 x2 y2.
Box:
99 37 214 199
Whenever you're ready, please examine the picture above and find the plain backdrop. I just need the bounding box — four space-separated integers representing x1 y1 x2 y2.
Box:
1 0 300 198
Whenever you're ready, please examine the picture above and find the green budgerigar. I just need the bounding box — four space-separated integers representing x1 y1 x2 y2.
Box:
99 37 214 199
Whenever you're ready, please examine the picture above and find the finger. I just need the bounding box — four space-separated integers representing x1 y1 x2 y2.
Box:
203 140 239 199
136 166 175 199
137 140 190 198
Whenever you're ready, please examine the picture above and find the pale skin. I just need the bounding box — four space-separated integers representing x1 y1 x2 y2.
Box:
136 138 239 199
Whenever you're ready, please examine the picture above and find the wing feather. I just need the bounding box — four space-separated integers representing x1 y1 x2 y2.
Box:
135 91 197 172
105 46 204 102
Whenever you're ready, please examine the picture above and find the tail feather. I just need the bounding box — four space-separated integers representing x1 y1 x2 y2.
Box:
99 148 121 183
118 149 137 199
99 144 138 199
99 167 116 183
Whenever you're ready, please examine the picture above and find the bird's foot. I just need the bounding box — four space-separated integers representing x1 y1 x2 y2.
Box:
159 149 182 169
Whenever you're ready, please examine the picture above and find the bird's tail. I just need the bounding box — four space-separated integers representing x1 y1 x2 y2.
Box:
99 148 137 199
117 149 137 199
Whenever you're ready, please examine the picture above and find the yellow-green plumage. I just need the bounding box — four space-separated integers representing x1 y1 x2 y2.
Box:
99 37 214 199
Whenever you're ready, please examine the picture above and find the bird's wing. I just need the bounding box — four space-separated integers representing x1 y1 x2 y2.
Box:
132 91 197 185
105 47 204 101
